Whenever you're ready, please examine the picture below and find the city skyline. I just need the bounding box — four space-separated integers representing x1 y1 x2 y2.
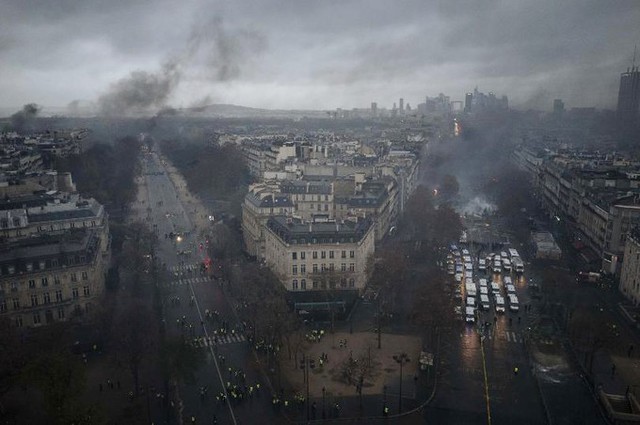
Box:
1 0 639 113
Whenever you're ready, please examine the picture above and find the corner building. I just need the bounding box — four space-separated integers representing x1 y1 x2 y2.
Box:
263 216 374 293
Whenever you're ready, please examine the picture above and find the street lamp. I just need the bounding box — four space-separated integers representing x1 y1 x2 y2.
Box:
393 353 410 414
322 386 326 420
300 354 316 420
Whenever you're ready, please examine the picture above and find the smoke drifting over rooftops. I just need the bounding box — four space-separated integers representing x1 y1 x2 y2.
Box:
95 16 266 116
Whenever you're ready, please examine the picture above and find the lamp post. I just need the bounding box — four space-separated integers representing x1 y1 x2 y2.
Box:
393 353 410 414
300 354 316 421
322 386 326 420
382 384 388 417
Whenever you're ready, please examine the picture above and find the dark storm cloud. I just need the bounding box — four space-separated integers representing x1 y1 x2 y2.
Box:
0 0 638 110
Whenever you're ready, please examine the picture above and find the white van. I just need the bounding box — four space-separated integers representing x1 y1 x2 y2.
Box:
494 295 505 313
466 296 476 307
508 248 520 259
491 282 501 295
478 259 487 271
465 262 474 271
500 251 508 261
502 259 512 272
506 284 516 295
493 259 502 273
465 306 476 323
480 294 490 310
480 286 489 296
503 276 512 286
512 257 525 274
466 282 477 297
508 294 520 312
479 278 488 288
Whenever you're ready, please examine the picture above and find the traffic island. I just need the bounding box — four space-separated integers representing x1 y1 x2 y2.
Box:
279 331 424 419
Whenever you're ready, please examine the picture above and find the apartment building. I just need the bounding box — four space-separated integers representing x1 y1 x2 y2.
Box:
263 216 374 293
0 225 110 327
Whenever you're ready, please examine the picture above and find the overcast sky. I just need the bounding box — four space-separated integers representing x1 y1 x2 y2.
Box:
1 0 639 112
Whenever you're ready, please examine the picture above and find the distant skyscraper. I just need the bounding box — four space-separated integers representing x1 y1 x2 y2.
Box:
464 93 473 112
371 102 378 117
553 99 565 116
617 67 640 124
399 98 404 112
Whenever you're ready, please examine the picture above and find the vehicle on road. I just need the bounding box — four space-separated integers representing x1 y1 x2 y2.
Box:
508 294 520 312
480 294 490 310
494 295 506 313
465 306 476 323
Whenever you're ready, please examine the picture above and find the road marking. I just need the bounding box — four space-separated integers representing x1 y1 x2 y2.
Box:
480 335 492 425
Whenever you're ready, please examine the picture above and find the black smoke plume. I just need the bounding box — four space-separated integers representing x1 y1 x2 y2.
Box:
10 103 41 134
96 16 266 117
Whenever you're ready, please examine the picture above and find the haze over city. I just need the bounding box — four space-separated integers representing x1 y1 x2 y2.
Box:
1 0 639 113
4 1 640 424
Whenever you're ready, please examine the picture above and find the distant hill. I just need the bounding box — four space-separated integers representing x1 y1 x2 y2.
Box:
181 103 328 119
0 103 330 119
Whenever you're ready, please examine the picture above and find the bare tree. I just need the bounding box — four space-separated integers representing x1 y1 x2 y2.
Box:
114 302 158 396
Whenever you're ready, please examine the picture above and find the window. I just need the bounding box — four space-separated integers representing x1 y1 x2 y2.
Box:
51 259 58 268
329 280 336 289
83 286 90 297
341 250 347 259
329 251 334 259
313 252 318 259
292 265 298 275
12 298 19 309
28 279 36 289
55 290 63 303
0 299 6 313
41 277 48 287
349 263 355 272
72 287 79 299
312 280 318 289
300 264 306 274
33 313 41 325
321 264 326 272
313 264 318 273
26 263 33 272
292 279 298 290
85 303 91 313
43 292 51 304
10 282 17 292
350 251 355 258
292 252 297 260
300 252 306 260
321 251 326 259
340 278 347 288
54 275 60 285
15 316 23 328
301 279 306 290
30 294 38 307
70 273 78 282
81 271 88 280
39 261 45 270
324 204 328 211
57 307 65 319
329 263 335 271
349 278 355 287
341 263 347 272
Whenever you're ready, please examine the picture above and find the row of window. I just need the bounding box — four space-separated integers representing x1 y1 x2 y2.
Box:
2 256 89 275
12 303 91 327
291 278 355 290
292 250 355 260
0 286 91 312
4 271 88 291
292 263 356 274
